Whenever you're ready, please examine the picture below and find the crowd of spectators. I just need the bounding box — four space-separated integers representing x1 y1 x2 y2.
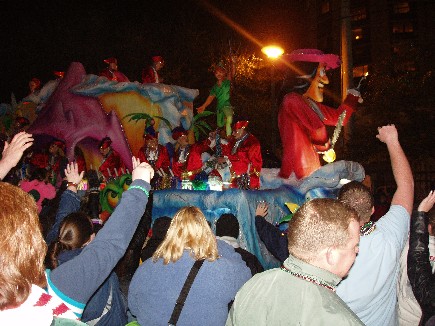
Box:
0 125 433 326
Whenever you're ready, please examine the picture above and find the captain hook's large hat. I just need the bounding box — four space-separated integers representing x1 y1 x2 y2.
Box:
284 49 341 70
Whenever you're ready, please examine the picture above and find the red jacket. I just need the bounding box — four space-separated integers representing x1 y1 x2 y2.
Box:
278 92 358 179
172 144 204 180
223 133 262 189
99 69 130 82
99 150 126 180
142 67 160 83
136 144 170 173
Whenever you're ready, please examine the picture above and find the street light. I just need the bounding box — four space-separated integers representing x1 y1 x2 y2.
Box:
261 45 284 59
262 45 284 151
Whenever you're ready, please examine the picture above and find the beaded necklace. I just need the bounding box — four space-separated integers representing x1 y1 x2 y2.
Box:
360 221 376 236
280 265 336 292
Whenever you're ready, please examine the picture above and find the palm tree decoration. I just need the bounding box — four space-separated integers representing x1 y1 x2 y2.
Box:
123 112 172 133
191 110 214 141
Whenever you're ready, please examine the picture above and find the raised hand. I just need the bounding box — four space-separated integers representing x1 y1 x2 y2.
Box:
256 201 269 217
418 191 435 213
65 162 85 185
376 124 399 145
132 156 154 184
0 132 33 179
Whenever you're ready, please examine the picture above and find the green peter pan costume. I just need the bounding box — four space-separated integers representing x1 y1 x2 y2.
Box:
210 79 234 135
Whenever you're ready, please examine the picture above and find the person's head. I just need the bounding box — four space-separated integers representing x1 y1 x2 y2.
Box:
99 137 112 156
232 120 249 140
151 216 172 239
287 198 360 278
214 63 227 82
153 206 218 264
49 139 65 156
216 213 239 239
0 182 47 310
304 63 329 102
144 133 159 151
172 127 188 147
45 212 94 270
53 71 64 79
14 116 30 131
284 49 340 102
29 167 49 182
152 56 164 71
104 57 118 71
29 77 41 92
338 181 374 225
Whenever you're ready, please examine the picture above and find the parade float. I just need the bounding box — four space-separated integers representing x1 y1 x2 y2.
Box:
11 55 365 269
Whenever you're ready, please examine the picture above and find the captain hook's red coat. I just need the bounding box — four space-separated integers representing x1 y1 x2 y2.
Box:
278 92 359 179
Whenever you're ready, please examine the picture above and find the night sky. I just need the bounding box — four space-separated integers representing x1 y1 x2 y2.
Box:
0 0 309 102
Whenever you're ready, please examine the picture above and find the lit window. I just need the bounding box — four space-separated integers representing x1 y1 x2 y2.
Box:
404 22 414 33
396 61 416 71
392 22 414 33
353 65 368 78
351 7 367 21
394 2 410 14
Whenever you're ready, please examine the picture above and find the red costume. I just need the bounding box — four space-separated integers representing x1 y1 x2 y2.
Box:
278 92 358 179
99 69 129 82
223 124 262 189
75 152 87 174
141 67 159 83
99 57 130 82
30 140 68 185
278 48 361 180
171 144 204 181
137 144 170 173
142 56 164 83
99 149 126 180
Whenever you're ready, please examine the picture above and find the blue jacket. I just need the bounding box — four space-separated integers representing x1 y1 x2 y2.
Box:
57 249 127 326
129 240 251 326
46 179 151 319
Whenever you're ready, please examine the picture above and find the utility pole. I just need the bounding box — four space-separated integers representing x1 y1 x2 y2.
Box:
340 0 354 154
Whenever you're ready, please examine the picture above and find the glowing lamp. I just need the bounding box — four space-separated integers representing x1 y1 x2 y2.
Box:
261 45 284 59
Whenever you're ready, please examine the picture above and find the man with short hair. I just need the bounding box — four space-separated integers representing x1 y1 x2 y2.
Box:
226 198 364 325
336 124 414 326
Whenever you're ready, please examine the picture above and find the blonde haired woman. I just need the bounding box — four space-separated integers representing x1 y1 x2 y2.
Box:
129 206 251 326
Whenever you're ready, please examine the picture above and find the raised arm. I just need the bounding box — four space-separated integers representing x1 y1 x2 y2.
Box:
0 132 33 180
49 158 154 311
196 95 215 113
45 162 84 244
376 125 414 215
407 191 435 324
254 202 288 262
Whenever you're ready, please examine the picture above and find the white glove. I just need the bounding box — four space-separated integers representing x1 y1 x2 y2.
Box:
348 88 363 103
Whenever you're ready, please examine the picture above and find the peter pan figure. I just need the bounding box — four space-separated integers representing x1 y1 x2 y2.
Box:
196 58 236 136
